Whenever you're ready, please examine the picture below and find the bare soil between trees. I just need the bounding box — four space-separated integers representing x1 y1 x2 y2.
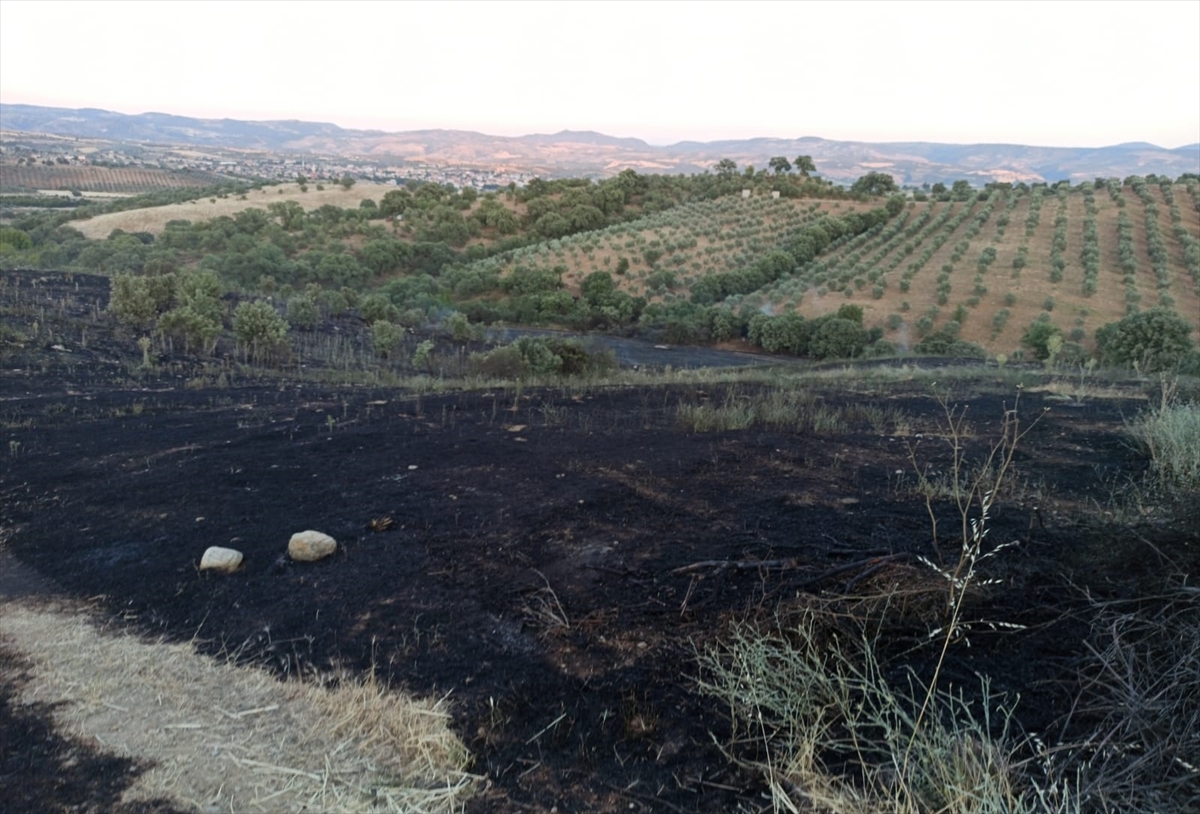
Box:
2 273 1198 812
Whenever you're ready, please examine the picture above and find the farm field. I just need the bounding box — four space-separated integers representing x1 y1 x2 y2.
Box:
465 195 880 299
0 164 226 195
2 272 1197 813
69 181 401 239
739 182 1200 357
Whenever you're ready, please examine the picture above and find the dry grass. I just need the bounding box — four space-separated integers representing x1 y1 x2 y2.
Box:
72 182 399 238
0 600 478 813
695 607 1078 814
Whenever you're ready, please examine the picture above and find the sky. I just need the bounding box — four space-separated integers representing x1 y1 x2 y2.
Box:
1 0 1198 149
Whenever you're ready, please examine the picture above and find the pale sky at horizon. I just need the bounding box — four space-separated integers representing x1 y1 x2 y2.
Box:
2 0 1198 149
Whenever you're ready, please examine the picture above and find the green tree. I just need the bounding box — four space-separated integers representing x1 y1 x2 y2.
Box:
156 306 221 355
360 293 399 324
359 237 412 275
714 158 738 179
445 311 473 342
108 273 177 330
286 294 320 330
1095 309 1195 371
850 172 898 197
371 320 405 358
267 200 306 230
809 318 868 359
768 156 793 175
339 174 356 190
1021 321 1064 361
379 189 413 218
176 270 224 323
0 227 33 253
233 300 289 363
794 155 816 176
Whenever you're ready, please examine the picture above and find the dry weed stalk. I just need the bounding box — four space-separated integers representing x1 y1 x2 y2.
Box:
1059 585 1200 813
522 570 569 634
902 390 1045 786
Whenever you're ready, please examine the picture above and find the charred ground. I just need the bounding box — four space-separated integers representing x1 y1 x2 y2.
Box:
2 272 1197 813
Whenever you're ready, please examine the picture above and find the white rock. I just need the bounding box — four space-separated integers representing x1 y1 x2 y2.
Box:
199 546 243 573
288 530 337 562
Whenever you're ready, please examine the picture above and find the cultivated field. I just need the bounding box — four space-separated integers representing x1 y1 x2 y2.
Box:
742 182 1200 356
468 195 879 298
0 164 225 194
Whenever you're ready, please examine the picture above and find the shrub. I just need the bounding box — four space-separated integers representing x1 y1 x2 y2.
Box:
286 295 320 330
360 293 399 324
233 300 289 363
1095 309 1196 372
1021 321 1064 361
445 311 473 342
1128 401 1200 490
108 273 177 330
371 320 405 358
808 318 868 360
156 306 220 355
469 345 529 379
412 339 434 370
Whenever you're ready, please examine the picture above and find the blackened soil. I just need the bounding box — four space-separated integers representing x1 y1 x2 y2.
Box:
2 272 1198 813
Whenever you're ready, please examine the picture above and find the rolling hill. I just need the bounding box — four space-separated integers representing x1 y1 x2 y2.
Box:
3 103 1197 185
445 180 1200 358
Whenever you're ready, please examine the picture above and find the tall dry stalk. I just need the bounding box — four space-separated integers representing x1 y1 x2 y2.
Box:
903 389 1045 783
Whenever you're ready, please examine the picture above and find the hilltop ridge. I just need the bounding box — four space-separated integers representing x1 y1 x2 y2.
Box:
3 103 1197 184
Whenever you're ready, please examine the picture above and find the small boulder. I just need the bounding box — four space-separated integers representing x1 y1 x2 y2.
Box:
288 530 337 562
199 546 243 573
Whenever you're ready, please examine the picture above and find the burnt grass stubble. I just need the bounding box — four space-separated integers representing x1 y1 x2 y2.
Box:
1 272 1197 813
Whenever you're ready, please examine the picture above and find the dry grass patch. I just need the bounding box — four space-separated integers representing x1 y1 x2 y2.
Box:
0 600 477 813
73 182 398 238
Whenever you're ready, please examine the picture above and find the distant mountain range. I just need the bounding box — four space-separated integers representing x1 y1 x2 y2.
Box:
2 103 1197 185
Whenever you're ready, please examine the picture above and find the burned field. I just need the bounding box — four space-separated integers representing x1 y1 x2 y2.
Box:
2 273 1198 813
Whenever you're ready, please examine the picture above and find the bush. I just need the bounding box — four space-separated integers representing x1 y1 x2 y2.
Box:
1021 321 1064 361
156 306 221 355
360 293 399 324
108 273 177 330
808 318 868 360
445 311 474 342
1127 401 1200 489
286 295 320 330
1095 309 1196 372
469 345 529 379
233 300 289 363
469 337 616 380
915 327 986 358
371 320 405 358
